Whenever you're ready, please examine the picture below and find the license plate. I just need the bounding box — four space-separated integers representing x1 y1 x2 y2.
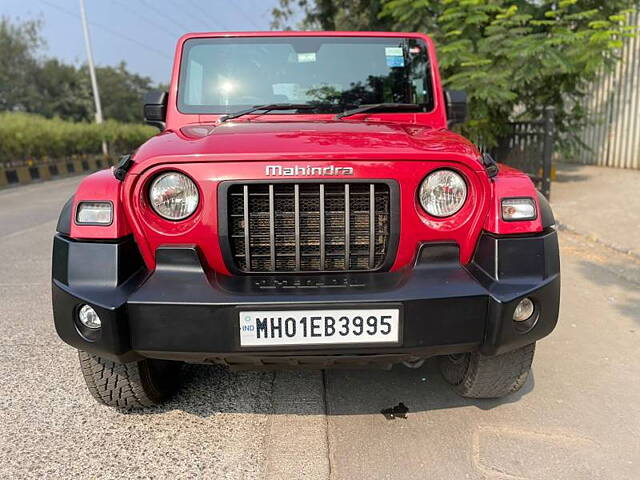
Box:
238 309 400 347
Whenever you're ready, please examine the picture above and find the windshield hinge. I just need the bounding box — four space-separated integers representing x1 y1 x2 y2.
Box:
482 153 499 178
113 154 134 181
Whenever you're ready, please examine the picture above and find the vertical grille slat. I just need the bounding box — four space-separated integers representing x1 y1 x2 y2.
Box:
319 184 326 270
243 185 251 270
268 184 276 270
369 183 375 269
228 181 391 273
344 184 350 270
294 184 301 271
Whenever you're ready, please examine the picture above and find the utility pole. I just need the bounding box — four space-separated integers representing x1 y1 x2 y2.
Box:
79 0 108 157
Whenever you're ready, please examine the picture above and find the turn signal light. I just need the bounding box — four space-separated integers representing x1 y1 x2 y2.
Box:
502 198 536 221
76 202 113 225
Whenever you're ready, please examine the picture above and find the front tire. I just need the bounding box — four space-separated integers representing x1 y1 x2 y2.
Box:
78 350 181 410
439 343 535 399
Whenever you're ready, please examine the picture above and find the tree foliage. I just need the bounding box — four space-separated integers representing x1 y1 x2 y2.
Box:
91 62 158 123
272 0 391 30
272 1 638 147
32 59 94 121
0 17 162 124
0 18 43 113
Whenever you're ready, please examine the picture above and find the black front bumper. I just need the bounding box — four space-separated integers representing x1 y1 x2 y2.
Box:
52 231 560 365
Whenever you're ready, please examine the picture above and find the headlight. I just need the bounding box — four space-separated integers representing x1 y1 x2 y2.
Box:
418 169 467 217
149 172 199 220
502 197 536 221
76 201 113 225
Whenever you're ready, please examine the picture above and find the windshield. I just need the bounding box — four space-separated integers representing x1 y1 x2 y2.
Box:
178 36 434 114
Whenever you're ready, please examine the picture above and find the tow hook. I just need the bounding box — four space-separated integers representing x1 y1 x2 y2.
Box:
402 357 425 369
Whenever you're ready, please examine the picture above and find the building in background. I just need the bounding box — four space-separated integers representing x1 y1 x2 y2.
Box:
575 11 640 169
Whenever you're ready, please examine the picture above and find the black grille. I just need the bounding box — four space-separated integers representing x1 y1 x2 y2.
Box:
227 182 392 273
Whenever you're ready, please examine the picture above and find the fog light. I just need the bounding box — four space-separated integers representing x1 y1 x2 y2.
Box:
78 305 101 329
513 298 535 322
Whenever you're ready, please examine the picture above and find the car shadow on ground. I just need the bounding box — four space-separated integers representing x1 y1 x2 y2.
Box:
576 259 640 326
553 162 591 183
324 360 534 416
133 358 534 418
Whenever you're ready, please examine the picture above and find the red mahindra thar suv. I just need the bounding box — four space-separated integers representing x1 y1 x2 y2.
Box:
52 32 560 410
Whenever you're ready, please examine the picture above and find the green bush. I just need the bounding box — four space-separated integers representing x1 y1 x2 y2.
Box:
0 112 156 165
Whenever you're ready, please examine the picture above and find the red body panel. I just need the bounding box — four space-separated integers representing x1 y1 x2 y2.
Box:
130 121 480 173
483 164 543 235
70 170 132 239
121 159 490 274
68 31 543 274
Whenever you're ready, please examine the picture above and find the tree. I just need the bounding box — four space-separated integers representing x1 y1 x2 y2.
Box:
91 62 155 123
0 17 43 112
272 1 638 148
0 17 163 124
272 0 392 30
32 59 94 121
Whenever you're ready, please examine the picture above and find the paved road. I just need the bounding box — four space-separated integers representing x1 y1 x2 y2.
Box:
1 177 639 479
552 163 640 257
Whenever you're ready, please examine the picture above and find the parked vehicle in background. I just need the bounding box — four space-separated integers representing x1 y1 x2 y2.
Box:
52 31 560 410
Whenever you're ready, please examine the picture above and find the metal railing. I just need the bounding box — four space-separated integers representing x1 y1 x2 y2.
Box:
492 107 556 199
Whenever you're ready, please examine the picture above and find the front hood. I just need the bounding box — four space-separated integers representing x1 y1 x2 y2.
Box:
133 120 481 168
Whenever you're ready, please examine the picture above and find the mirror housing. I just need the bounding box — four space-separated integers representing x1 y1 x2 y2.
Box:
144 90 168 130
445 90 468 128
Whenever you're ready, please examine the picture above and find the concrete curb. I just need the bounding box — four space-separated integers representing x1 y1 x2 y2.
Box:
0 155 117 189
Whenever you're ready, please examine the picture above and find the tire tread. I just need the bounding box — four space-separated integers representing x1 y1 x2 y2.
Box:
440 343 535 399
78 351 176 410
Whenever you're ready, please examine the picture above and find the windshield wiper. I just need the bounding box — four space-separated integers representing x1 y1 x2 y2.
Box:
335 103 423 120
219 103 318 122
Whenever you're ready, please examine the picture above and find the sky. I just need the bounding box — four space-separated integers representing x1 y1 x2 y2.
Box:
2 0 295 84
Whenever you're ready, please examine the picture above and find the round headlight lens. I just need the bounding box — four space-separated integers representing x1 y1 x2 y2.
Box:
149 172 199 220
418 169 467 217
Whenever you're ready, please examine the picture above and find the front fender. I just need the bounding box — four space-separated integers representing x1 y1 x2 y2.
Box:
56 196 74 235
62 169 132 239
483 165 547 235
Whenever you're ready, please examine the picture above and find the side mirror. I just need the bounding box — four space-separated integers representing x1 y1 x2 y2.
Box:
445 90 468 128
144 90 168 130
